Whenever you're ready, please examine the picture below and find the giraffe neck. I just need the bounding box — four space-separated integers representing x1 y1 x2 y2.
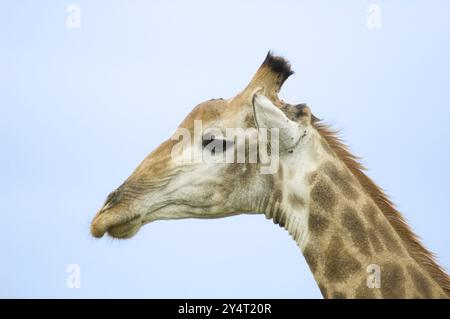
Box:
266 136 448 299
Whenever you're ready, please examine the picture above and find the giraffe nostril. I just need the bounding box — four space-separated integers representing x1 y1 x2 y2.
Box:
103 188 124 210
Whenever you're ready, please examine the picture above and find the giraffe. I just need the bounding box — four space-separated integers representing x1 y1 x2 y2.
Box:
90 53 450 298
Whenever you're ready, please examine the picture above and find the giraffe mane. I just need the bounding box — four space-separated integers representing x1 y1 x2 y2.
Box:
313 119 450 296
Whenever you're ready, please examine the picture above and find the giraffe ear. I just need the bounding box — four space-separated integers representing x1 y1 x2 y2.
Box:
252 94 302 150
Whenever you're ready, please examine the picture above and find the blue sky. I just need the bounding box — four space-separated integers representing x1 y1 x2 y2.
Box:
1 1 449 298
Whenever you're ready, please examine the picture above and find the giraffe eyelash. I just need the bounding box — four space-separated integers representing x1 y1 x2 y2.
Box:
202 136 233 154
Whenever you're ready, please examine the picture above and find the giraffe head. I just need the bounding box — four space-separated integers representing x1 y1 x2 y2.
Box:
90 53 315 239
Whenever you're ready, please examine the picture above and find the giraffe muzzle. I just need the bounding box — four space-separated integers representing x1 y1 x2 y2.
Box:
90 206 143 239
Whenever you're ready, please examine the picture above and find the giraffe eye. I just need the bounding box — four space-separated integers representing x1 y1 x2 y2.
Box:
202 135 215 148
202 135 232 154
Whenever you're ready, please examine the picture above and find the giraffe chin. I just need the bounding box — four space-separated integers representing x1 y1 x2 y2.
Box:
106 221 141 239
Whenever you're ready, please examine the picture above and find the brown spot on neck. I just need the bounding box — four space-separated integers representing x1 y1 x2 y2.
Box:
381 263 406 298
308 209 329 236
322 162 359 201
341 206 372 256
363 202 404 255
324 236 362 283
310 180 337 213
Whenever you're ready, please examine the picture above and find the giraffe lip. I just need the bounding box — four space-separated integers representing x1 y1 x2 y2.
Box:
90 212 143 239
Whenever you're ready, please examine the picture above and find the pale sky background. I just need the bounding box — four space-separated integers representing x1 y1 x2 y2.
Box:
1 1 449 298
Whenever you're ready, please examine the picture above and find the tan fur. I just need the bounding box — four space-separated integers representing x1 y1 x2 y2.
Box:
91 53 449 298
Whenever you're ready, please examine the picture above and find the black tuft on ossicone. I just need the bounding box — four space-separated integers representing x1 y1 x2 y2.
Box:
262 51 294 85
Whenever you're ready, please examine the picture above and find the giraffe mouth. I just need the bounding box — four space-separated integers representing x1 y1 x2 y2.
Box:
106 215 142 239
91 211 143 239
